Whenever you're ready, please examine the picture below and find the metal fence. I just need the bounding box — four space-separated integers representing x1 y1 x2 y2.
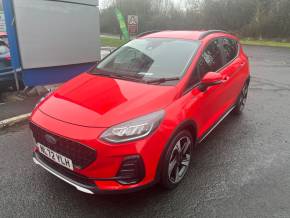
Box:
0 69 20 91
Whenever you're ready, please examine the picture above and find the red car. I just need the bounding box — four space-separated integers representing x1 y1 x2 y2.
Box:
30 30 250 194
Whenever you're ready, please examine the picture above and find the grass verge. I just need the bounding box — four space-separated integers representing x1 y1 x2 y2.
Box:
100 37 127 47
241 39 290 48
100 36 290 49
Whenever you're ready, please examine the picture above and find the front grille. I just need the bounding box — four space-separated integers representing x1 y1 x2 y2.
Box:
30 123 96 169
35 152 96 188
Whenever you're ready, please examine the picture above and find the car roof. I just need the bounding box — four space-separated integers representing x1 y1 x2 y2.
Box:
139 30 236 41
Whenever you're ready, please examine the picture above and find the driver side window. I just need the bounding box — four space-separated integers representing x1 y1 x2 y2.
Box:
185 39 224 93
199 39 223 78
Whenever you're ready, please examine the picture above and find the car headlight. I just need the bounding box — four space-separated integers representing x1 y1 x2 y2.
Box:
100 110 165 143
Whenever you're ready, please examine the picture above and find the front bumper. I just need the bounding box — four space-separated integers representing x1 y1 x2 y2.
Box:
33 152 155 194
30 109 171 193
33 152 97 194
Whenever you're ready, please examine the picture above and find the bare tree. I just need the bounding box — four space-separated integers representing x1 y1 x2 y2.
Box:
100 0 290 39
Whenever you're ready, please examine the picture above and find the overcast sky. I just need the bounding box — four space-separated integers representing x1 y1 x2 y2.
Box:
99 0 185 9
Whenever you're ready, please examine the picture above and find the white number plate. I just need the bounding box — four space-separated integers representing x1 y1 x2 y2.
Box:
36 143 74 170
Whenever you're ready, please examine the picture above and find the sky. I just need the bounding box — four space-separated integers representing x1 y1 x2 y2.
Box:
99 0 186 9
99 0 105 8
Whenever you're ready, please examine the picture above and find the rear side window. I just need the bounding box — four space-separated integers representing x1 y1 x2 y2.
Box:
199 39 223 78
221 38 238 63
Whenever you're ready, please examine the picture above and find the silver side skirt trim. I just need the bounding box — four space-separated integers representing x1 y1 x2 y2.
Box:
198 106 236 143
33 157 94 194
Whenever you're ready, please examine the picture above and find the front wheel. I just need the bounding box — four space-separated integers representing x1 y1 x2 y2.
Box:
160 130 193 189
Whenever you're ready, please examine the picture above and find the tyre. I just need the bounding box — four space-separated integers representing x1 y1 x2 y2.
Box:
160 130 194 189
233 81 249 115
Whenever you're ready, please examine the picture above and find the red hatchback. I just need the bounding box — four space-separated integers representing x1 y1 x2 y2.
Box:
30 30 250 194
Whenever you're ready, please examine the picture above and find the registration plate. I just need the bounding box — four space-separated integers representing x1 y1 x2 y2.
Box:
36 143 74 170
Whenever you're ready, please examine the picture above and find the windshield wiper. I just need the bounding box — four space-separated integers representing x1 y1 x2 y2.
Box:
92 70 143 82
112 73 144 82
91 71 116 78
91 69 179 84
145 77 180 84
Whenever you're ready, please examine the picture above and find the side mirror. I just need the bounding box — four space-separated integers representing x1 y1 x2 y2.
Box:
199 72 223 91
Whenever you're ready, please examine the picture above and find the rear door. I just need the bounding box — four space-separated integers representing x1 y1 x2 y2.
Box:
218 37 245 107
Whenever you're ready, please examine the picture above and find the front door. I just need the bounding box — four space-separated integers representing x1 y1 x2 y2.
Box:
190 39 227 138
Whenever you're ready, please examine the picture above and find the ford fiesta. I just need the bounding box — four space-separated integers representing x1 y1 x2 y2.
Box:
30 30 250 194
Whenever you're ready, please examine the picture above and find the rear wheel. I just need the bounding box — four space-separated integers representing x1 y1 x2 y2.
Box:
160 130 193 189
234 82 249 115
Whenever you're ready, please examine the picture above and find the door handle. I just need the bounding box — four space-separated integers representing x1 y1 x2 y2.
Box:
222 76 230 81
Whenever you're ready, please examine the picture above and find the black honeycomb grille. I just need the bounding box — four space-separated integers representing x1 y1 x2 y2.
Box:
30 123 96 169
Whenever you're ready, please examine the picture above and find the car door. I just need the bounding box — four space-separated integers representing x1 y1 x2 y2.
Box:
218 37 245 107
186 39 228 139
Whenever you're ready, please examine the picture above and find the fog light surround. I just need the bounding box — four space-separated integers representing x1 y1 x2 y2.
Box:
116 155 145 185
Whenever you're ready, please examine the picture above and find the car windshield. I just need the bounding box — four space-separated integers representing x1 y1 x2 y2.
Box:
95 38 200 82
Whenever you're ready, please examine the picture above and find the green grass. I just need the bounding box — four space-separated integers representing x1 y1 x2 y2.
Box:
100 37 127 47
241 39 290 48
100 36 290 49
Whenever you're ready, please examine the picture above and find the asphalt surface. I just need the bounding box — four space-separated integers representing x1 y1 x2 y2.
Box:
0 96 39 121
1 45 290 218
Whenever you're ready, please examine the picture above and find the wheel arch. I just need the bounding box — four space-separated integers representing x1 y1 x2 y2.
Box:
155 119 198 182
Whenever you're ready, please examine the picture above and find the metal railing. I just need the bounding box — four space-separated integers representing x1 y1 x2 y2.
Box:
0 69 20 91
